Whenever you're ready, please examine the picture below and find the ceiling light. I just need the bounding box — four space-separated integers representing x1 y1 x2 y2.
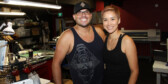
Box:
3 0 61 9
0 12 26 16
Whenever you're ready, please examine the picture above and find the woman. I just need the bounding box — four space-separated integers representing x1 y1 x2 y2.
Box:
102 5 139 84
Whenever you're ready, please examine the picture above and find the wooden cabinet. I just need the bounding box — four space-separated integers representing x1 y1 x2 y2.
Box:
31 59 53 80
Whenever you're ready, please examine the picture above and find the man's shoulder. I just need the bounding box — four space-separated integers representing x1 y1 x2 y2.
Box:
59 28 74 40
62 28 73 35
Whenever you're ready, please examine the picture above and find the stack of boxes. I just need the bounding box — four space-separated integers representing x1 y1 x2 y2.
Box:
0 7 21 12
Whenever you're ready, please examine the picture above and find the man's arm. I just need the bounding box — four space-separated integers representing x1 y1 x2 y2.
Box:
52 29 73 84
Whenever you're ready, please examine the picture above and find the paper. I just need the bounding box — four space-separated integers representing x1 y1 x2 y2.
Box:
0 40 8 67
11 79 33 84
40 78 50 84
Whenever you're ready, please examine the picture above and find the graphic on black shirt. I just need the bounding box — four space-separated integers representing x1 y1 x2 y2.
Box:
70 43 100 84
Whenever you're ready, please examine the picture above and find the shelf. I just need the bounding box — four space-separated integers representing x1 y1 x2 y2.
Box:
16 35 41 40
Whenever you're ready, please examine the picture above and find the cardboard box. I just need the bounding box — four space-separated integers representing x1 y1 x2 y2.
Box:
32 28 40 35
2 7 11 12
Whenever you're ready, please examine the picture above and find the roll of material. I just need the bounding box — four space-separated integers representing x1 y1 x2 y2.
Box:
167 38 168 62
18 49 33 55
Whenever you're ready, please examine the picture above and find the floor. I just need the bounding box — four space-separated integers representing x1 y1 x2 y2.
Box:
137 59 156 84
137 59 168 84
62 58 168 84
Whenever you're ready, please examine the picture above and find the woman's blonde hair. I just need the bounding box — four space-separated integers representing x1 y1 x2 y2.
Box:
101 5 120 19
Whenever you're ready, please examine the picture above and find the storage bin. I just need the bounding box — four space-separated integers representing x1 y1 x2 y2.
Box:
153 49 167 62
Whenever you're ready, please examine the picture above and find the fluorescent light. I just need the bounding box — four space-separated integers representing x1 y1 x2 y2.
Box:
3 0 61 9
0 12 26 16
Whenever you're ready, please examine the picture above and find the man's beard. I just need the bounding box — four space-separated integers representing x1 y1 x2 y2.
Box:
77 22 90 28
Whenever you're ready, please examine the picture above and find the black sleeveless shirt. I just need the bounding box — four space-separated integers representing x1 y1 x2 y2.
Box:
66 26 104 84
104 34 131 84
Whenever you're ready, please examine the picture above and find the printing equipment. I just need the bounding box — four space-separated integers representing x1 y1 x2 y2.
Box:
121 29 160 42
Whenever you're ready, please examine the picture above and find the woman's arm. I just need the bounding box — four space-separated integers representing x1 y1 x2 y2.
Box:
122 35 139 84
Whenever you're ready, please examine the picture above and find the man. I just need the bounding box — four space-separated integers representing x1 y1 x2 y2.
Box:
52 1 105 84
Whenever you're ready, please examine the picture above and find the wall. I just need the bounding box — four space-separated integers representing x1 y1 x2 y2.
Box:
94 1 153 30
95 0 168 59
118 6 152 30
96 0 168 32
123 0 168 32
120 0 168 58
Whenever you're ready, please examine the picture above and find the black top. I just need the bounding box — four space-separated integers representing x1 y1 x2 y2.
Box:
104 34 131 84
66 26 104 84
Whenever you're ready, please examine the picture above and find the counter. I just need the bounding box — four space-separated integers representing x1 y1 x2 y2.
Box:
20 50 54 80
19 50 54 65
8 50 54 82
153 61 168 84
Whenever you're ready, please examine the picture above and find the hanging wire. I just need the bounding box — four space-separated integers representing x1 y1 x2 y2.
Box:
16 6 31 19
56 0 58 5
46 9 57 15
46 0 59 15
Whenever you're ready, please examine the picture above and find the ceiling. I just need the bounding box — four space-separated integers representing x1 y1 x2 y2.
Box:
0 0 125 20
36 0 126 8
27 0 97 8
0 0 96 8
0 0 125 10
